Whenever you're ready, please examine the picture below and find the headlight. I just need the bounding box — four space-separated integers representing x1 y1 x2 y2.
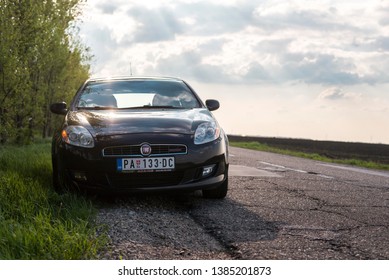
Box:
194 122 220 145
61 126 94 148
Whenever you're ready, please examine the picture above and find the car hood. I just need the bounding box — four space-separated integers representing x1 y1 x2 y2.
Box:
66 109 216 136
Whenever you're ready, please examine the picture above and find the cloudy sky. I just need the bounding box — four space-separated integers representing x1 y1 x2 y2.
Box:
78 0 389 143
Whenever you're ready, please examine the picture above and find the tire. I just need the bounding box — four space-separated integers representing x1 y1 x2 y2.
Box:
202 177 228 199
52 156 71 193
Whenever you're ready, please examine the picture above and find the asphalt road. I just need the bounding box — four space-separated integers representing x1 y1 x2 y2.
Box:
97 146 389 259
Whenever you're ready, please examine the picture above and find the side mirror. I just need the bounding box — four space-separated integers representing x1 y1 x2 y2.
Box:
50 102 68 115
205 99 220 111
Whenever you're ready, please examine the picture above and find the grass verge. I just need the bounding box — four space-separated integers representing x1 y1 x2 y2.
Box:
230 141 389 171
0 140 106 259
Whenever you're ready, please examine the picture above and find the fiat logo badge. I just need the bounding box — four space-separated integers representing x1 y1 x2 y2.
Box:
140 144 152 156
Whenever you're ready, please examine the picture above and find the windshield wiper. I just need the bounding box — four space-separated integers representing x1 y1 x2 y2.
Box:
77 106 117 110
77 105 190 110
118 105 186 110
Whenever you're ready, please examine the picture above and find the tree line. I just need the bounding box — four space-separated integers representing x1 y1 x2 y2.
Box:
0 0 90 144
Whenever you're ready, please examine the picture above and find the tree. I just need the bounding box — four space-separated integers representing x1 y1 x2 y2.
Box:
0 0 90 144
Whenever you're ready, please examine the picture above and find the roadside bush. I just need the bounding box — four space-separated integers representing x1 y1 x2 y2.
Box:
0 141 105 259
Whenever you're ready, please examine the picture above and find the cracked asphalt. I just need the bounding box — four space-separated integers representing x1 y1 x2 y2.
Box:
96 146 389 259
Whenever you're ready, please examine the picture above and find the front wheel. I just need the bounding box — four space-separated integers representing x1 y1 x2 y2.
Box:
202 177 228 199
52 156 72 193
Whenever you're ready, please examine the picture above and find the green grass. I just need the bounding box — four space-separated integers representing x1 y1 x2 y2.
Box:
0 140 106 259
230 141 389 171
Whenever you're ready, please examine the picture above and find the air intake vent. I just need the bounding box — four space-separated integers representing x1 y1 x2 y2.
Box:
103 144 187 157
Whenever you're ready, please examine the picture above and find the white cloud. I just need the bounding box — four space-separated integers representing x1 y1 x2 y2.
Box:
80 0 389 85
78 0 389 143
318 87 360 100
126 6 183 42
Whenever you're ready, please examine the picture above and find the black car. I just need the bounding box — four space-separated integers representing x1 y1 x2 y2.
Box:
50 77 229 198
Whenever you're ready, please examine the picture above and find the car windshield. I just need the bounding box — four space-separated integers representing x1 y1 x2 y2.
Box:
76 79 201 109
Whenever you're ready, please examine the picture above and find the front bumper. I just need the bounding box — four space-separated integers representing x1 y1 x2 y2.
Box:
55 133 228 193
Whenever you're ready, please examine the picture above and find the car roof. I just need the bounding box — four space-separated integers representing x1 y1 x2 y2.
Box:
86 76 185 83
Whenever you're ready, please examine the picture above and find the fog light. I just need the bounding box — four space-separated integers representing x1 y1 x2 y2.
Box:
202 164 216 177
73 171 87 181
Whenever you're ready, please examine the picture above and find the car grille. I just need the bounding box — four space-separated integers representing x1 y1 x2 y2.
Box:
107 171 185 188
102 144 187 157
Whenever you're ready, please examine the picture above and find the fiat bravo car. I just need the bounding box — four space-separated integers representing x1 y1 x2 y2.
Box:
50 77 229 198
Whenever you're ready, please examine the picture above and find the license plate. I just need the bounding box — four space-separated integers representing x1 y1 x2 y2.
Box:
117 157 175 172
